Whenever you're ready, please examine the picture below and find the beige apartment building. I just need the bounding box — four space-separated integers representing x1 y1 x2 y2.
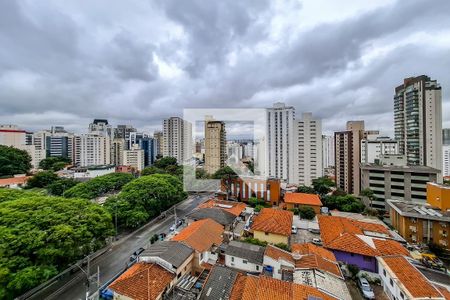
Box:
204 120 226 174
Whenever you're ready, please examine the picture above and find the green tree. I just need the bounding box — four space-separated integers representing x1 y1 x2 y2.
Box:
243 237 268 247
213 166 238 199
360 188 375 208
274 243 290 251
64 172 134 199
297 185 316 194
46 178 78 196
298 206 316 220
25 171 59 189
153 157 177 169
312 176 335 196
195 168 209 179
0 145 32 176
38 157 71 171
141 166 165 176
105 174 187 229
0 189 113 298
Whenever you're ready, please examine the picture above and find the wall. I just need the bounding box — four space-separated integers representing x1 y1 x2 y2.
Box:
254 230 288 245
225 254 262 273
427 183 450 211
333 250 377 273
285 203 321 214
263 256 295 280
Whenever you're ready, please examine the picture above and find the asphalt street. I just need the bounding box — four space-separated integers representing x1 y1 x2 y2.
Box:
27 193 210 300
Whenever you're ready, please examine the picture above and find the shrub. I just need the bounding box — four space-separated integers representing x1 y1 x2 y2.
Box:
299 206 316 220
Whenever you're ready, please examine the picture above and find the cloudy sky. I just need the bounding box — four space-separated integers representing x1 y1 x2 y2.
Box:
1 0 450 137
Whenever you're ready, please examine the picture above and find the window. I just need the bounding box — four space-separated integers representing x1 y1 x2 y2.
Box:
390 278 393 286
265 232 269 236
231 257 234 262
400 292 405 299
243 259 248 264
383 269 386 277
200 253 204 260
256 266 259 271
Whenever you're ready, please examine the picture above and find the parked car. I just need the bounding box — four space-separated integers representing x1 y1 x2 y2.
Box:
291 226 298 234
312 238 322 245
129 247 145 262
357 277 375 299
308 228 320 234
169 224 176 232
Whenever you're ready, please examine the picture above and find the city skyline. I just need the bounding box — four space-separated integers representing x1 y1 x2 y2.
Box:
1 1 450 135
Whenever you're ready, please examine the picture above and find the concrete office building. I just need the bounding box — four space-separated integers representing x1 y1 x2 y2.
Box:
123 144 145 171
394 76 442 170
111 138 125 166
361 136 399 164
335 121 365 195
322 135 335 168
361 164 440 209
205 120 226 174
138 137 158 167
163 117 192 164
294 113 322 186
74 134 111 167
153 131 164 157
266 102 295 183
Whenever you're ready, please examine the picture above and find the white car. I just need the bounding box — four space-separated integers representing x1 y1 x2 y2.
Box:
312 238 322 245
291 226 298 234
357 277 375 299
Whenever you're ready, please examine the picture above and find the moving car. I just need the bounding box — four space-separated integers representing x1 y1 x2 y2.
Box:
129 247 145 262
357 277 375 299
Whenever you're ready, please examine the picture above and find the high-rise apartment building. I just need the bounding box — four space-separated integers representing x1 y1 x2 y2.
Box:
163 117 192 164
74 134 111 167
226 142 242 165
138 137 158 167
205 120 226 174
123 144 145 171
361 136 399 164
443 145 450 177
89 119 113 137
153 131 163 157
335 121 365 195
294 113 323 186
114 125 136 140
322 135 335 169
443 129 450 146
111 138 125 166
394 76 442 169
266 102 295 183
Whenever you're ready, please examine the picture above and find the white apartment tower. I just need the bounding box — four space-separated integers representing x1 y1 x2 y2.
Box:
322 135 335 168
266 102 295 183
394 76 442 170
163 117 192 164
123 144 145 171
294 113 323 186
361 136 399 164
74 134 111 167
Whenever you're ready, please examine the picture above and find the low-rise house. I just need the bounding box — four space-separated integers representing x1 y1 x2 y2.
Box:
251 208 293 245
108 262 175 300
229 274 336 300
318 215 409 273
0 176 29 188
139 241 194 281
378 255 447 300
186 208 237 229
172 218 224 274
284 192 323 214
198 199 247 217
199 266 240 300
224 241 265 273
263 245 295 280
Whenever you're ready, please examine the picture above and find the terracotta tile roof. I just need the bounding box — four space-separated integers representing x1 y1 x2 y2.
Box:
294 254 342 278
251 208 293 236
198 199 247 216
109 262 175 300
291 243 336 261
373 239 410 256
318 215 407 257
284 193 322 206
230 275 336 300
172 218 224 252
436 285 450 300
0 176 30 186
381 256 443 299
264 245 295 264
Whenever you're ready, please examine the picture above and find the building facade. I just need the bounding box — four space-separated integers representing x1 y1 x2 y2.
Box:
335 121 365 195
74 134 111 167
294 113 322 186
153 131 164 157
123 144 145 171
443 145 450 177
163 117 192 164
204 120 226 174
266 102 295 183
361 164 440 209
111 138 125 166
394 76 442 170
224 177 281 205
361 136 399 164
322 135 335 169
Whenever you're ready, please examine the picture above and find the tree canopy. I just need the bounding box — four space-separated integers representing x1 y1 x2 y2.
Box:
322 194 365 213
311 176 335 196
0 189 114 298
104 174 187 229
46 178 79 196
153 157 177 169
296 185 316 194
0 145 32 177
25 171 59 189
38 157 71 171
64 172 134 199
298 206 316 220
